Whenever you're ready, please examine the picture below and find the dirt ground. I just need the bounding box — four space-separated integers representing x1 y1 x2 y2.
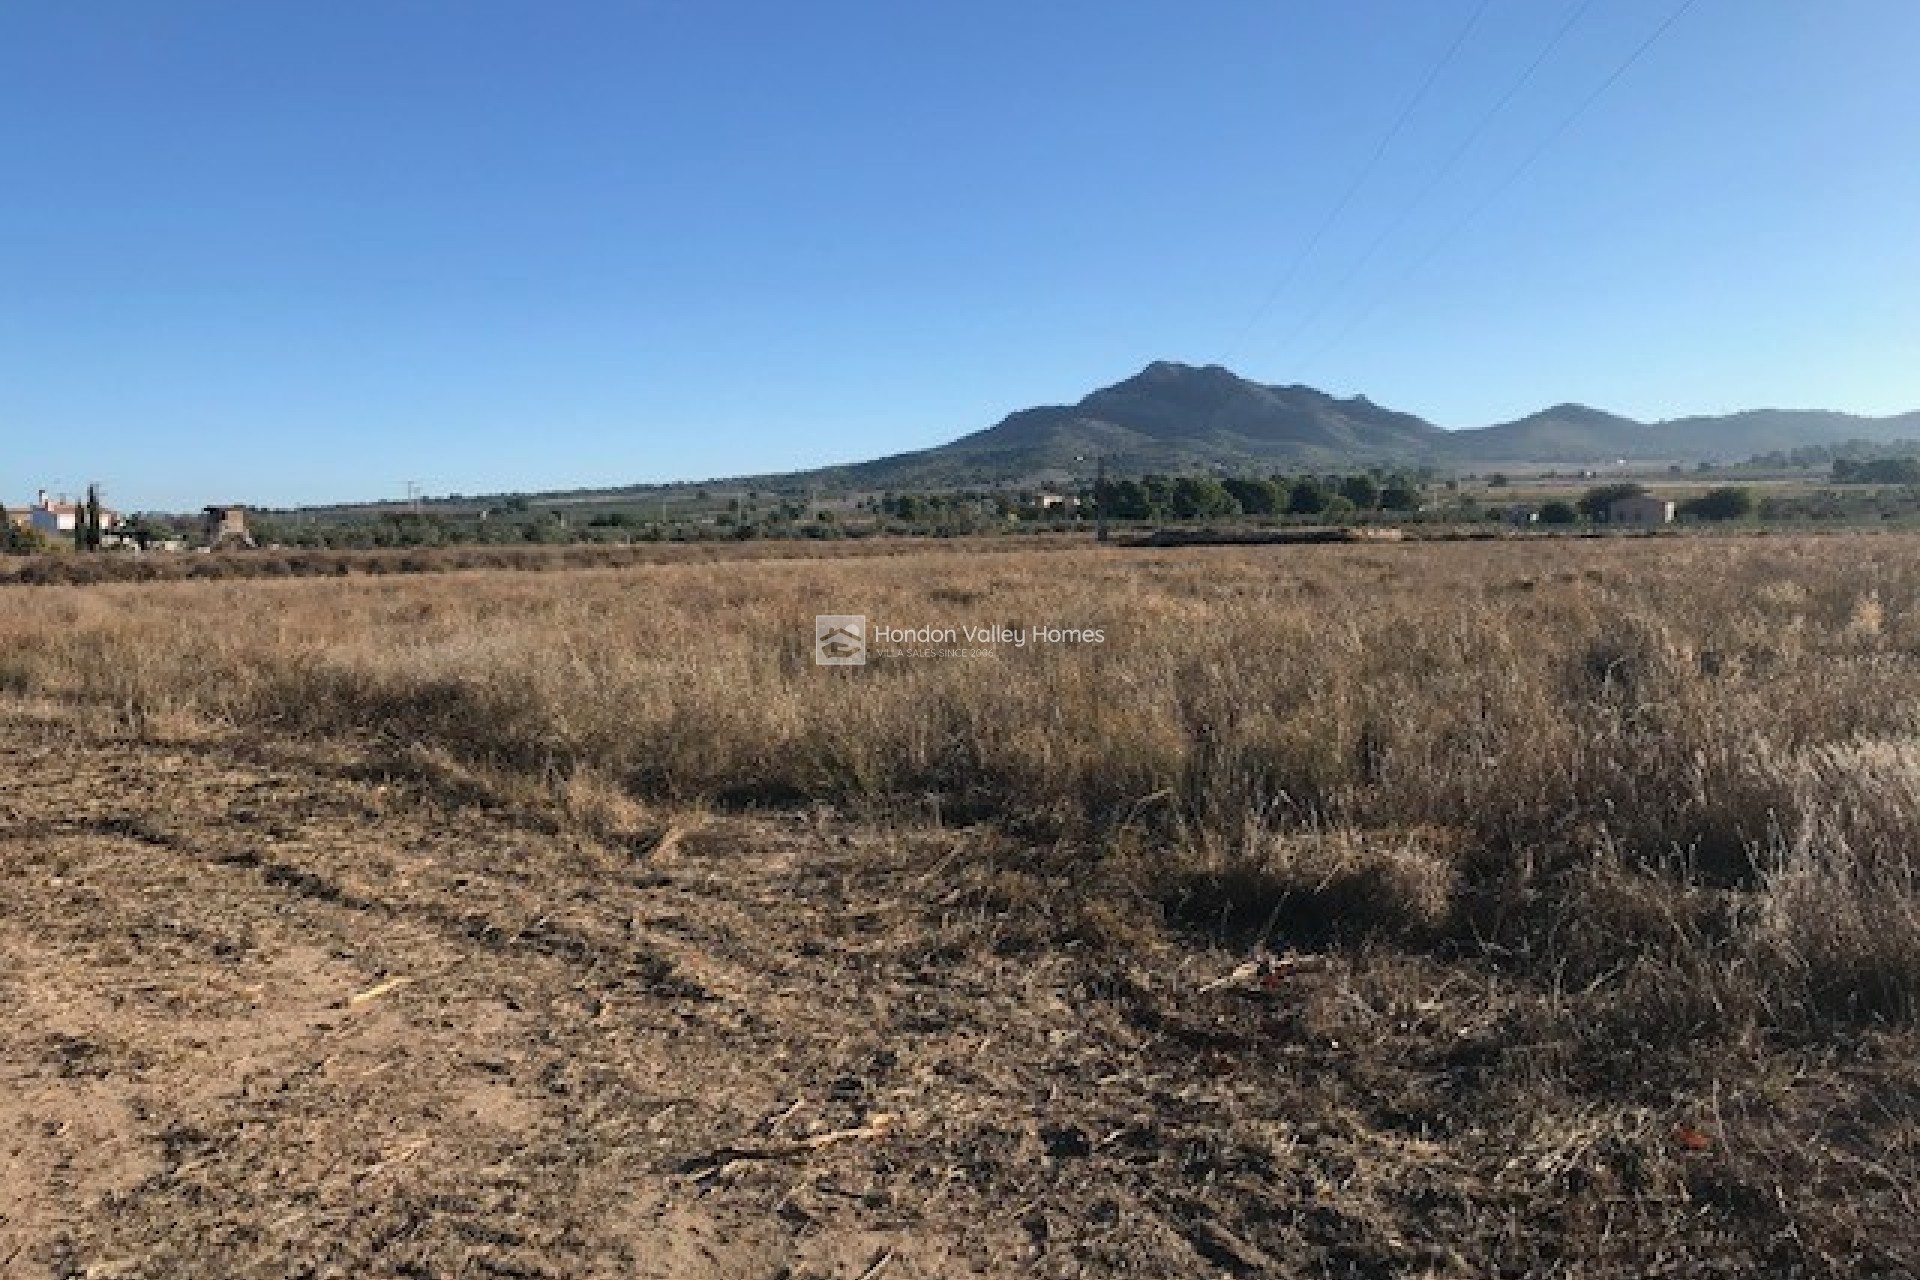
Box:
2 702 1914 1279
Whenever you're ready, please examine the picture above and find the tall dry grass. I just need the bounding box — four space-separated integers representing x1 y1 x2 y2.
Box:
4 534 1918 1031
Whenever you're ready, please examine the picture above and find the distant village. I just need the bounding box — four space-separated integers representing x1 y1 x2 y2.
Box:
2 488 252 552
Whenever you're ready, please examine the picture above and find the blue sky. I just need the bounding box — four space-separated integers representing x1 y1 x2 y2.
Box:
3 1 1916 509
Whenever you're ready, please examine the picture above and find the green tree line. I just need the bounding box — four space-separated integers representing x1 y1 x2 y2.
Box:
1091 473 1423 521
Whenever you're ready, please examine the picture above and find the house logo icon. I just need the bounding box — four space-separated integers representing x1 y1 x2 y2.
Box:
814 615 867 666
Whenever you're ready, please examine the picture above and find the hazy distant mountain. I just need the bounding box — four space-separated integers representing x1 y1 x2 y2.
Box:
1439 403 1647 463
1441 402 1920 465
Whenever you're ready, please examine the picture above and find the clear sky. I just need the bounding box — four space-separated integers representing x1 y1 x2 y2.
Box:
3 1 1916 509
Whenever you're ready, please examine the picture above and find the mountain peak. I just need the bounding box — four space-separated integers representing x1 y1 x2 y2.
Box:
736 362 1920 491
914 360 1448 477
1120 360 1241 389
1536 402 1622 423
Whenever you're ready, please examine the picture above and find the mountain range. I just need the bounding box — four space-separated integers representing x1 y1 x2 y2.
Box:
790 361 1920 490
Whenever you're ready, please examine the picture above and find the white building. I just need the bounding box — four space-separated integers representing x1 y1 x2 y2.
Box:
26 490 118 535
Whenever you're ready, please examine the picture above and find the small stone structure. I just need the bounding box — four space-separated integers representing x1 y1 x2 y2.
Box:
204 505 255 549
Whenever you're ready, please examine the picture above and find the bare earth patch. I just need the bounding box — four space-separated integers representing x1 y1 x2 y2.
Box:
0 703 1914 1278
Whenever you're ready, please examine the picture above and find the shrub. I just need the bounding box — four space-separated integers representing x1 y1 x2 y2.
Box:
1378 480 1422 511
1287 479 1330 515
1 523 48 554
1221 477 1282 516
1338 474 1380 509
1679 486 1756 520
1579 482 1649 520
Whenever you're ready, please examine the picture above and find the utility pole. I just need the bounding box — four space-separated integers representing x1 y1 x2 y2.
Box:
1074 453 1111 543
1095 454 1109 543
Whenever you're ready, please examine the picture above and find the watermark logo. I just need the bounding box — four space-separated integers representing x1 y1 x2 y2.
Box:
814 612 1105 664
814 615 867 666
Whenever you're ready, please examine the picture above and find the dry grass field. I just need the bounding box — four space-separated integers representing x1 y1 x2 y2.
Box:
3 535 1918 1277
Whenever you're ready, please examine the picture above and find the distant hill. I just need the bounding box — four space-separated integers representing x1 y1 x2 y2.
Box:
791 362 1920 490
1440 402 1920 465
1437 403 1646 463
284 363 1920 517
802 361 1446 490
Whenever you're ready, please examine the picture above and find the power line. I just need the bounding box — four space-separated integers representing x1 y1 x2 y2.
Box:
1302 0 1703 368
1273 0 1601 362
1233 0 1496 350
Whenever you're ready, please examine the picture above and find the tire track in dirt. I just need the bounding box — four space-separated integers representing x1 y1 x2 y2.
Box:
0 714 1049 1278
